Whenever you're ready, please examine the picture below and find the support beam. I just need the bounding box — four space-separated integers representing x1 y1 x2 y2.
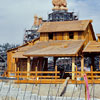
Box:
27 57 31 77
81 56 84 73
15 58 17 77
72 57 75 80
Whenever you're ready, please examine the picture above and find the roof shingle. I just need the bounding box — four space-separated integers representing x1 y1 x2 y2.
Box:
38 20 91 33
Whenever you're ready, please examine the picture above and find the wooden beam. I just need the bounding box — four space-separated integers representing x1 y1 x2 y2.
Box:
15 79 100 84
63 32 69 40
81 56 84 74
27 57 31 77
74 32 78 40
15 58 17 77
72 57 75 80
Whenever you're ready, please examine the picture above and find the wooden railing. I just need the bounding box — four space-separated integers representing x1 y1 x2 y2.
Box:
3 65 100 84
7 71 60 79
65 66 100 82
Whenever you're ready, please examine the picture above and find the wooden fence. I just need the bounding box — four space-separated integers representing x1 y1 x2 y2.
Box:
3 66 100 84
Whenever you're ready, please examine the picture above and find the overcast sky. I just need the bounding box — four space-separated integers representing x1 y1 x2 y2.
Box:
0 0 100 45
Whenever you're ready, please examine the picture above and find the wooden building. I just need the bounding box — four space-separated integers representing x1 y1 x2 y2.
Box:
6 1 100 84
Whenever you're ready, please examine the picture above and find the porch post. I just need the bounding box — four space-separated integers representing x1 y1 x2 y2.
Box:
81 56 84 75
72 57 75 80
15 58 17 77
27 57 31 77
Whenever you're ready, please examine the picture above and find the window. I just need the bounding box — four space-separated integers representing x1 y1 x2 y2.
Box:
69 32 74 39
49 33 53 40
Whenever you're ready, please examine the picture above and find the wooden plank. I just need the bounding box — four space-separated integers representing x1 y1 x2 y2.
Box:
72 57 75 80
27 57 30 77
63 32 69 40
10 75 60 78
15 79 100 84
74 32 78 40
81 56 84 74
8 71 60 74
57 33 63 40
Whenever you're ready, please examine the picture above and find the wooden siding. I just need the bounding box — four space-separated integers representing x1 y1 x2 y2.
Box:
63 32 69 40
40 33 48 41
57 33 63 40
53 33 57 40
74 32 78 40
7 38 39 72
7 51 16 72
98 37 100 42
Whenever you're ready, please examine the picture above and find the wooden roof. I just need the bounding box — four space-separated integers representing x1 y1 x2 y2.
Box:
83 41 100 53
38 20 91 33
7 37 39 52
13 46 33 58
13 52 27 58
24 40 85 57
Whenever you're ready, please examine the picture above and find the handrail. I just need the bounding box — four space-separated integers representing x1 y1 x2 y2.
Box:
65 70 100 80
8 71 60 74
7 70 60 79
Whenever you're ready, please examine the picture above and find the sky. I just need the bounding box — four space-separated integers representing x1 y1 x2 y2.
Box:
0 0 100 45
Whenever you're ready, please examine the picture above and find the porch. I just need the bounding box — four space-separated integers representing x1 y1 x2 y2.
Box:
6 40 100 84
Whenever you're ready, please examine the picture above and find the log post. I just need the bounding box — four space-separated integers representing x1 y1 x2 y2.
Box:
72 57 75 80
27 57 31 77
55 66 57 79
35 66 38 85
91 65 94 84
81 56 84 76
76 65 77 81
17 67 19 80
55 66 57 86
15 58 17 78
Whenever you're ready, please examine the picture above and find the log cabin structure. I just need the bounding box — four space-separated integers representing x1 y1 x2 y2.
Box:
6 0 100 84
